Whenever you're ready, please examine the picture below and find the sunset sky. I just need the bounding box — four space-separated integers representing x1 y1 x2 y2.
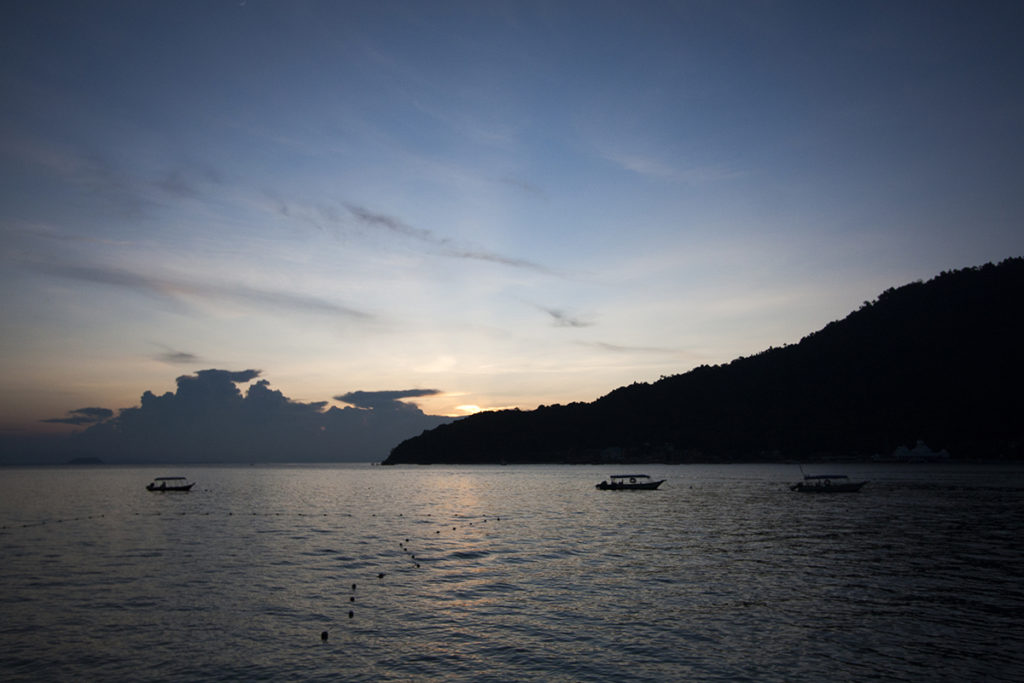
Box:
3 0 1023 436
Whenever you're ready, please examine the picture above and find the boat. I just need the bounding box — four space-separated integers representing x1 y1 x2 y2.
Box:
789 474 866 493
596 474 665 490
145 476 195 492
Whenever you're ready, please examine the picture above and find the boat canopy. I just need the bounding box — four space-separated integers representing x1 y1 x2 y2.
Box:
610 474 651 479
803 474 849 480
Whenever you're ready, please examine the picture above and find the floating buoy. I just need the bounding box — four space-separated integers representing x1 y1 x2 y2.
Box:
378 572 385 579
321 631 328 641
350 596 355 602
352 583 357 591
348 610 354 618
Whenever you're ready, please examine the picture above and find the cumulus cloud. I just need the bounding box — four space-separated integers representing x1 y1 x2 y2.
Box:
26 369 454 464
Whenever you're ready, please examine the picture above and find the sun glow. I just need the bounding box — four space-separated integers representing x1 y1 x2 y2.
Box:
456 404 481 415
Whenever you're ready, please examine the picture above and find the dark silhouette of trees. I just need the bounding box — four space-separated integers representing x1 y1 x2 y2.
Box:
385 258 1024 464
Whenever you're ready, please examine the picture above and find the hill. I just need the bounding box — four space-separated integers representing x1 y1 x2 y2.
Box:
385 258 1024 464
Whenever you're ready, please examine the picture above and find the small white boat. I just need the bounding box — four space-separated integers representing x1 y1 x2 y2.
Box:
790 474 866 493
596 474 665 490
146 476 195 492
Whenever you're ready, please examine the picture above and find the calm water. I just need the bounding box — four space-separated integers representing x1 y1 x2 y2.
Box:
2 463 1023 681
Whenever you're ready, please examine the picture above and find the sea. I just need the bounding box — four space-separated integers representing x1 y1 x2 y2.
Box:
1 463 1022 682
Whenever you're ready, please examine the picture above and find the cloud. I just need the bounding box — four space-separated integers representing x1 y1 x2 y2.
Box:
599 148 744 184
449 249 554 274
8 220 133 247
576 340 677 353
155 348 201 364
6 136 152 217
497 175 547 197
34 262 374 320
335 389 442 410
25 370 455 463
607 153 679 179
42 407 114 425
188 368 261 384
345 203 442 243
153 164 223 200
344 203 553 273
159 351 201 364
536 305 593 328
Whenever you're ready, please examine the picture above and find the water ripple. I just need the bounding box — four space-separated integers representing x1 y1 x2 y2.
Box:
1 464 1023 681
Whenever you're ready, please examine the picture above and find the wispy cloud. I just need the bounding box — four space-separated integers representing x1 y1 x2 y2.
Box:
5 220 134 247
152 164 222 200
35 262 374 320
452 249 554 273
345 203 554 273
576 340 677 353
5 136 151 216
607 153 679 179
42 407 113 425
345 203 442 243
155 348 202 364
536 305 593 328
600 148 744 184
497 175 547 197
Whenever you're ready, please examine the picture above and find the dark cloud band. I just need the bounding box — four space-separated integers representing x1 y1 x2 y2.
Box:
335 389 442 409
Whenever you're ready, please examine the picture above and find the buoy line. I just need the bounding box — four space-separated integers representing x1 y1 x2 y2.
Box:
315 513 507 643
2 507 508 645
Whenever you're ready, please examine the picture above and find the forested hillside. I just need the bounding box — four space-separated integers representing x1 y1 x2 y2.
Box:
385 258 1024 464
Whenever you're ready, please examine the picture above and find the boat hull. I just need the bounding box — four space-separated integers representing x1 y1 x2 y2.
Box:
790 481 865 493
596 480 664 490
146 483 195 492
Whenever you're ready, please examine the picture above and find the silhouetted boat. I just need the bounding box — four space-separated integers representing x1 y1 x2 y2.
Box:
596 474 665 490
146 476 195 492
790 474 866 493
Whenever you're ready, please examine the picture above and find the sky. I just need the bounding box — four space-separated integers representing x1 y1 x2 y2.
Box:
2 0 1023 452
